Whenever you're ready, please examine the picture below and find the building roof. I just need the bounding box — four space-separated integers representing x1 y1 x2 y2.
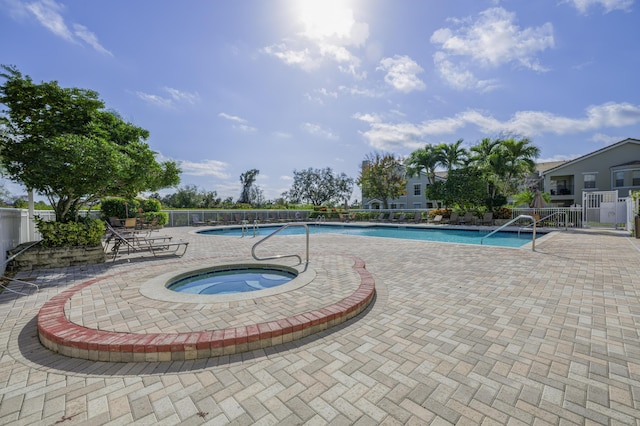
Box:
542 138 640 175
536 161 568 174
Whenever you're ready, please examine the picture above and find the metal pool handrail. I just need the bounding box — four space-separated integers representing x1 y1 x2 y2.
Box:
480 215 537 251
251 223 309 265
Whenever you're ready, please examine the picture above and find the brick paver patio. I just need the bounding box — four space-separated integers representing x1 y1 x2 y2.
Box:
1 225 639 425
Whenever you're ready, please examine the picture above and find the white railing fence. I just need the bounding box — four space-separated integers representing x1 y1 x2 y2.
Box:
4 203 637 275
0 208 34 276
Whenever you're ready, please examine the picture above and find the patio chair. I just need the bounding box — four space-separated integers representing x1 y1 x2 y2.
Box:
392 213 406 223
373 213 385 222
429 214 443 224
105 223 188 260
386 212 396 222
191 214 206 226
458 212 474 225
480 212 493 226
412 213 423 224
448 212 460 225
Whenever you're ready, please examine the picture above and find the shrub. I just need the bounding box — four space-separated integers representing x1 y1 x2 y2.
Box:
492 207 512 219
142 211 168 226
35 217 104 247
140 198 161 212
100 198 141 219
428 208 452 219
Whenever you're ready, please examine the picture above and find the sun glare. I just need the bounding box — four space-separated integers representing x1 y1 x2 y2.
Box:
296 0 355 41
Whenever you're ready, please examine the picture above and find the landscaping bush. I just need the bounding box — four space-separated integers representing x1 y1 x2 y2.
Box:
492 207 512 219
142 211 168 226
140 198 161 212
35 217 105 247
428 208 452 219
100 198 141 219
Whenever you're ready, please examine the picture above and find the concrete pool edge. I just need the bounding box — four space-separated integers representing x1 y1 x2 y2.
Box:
36 256 375 362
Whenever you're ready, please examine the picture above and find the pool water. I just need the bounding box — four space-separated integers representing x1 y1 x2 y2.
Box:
200 224 536 248
168 267 297 295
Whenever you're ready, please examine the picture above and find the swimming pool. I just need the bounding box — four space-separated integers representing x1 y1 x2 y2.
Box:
199 224 537 248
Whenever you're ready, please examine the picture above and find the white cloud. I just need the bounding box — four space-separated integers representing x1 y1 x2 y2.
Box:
338 85 384 98
21 0 112 55
353 112 381 123
218 112 257 133
377 55 426 93
590 133 624 144
280 175 293 181
25 0 72 41
135 92 173 108
357 102 640 151
218 112 247 123
272 131 292 139
430 7 554 90
73 24 112 56
179 159 231 179
305 87 339 104
136 87 199 109
301 122 339 140
564 0 634 14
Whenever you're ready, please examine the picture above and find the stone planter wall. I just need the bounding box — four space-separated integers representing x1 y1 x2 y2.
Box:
6 243 106 272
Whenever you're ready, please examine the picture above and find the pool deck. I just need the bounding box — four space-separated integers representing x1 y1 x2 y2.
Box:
1 224 640 424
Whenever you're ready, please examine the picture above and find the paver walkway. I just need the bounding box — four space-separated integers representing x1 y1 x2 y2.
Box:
1 226 639 425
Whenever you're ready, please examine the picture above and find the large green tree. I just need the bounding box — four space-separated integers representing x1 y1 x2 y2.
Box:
285 167 354 206
357 152 407 209
238 168 259 204
0 65 180 222
426 166 487 211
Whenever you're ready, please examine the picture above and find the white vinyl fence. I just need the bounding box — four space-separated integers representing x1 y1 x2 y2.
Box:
0 208 34 276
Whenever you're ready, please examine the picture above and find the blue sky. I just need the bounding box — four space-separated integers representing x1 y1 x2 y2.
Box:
1 0 640 203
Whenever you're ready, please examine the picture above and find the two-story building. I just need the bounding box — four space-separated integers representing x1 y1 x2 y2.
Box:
542 138 640 206
361 169 445 210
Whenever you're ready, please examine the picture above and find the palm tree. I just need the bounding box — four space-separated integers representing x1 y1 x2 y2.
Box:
498 137 540 195
468 137 503 201
437 139 467 172
405 144 442 184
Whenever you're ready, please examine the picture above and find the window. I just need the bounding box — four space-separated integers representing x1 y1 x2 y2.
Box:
413 202 421 209
633 171 640 186
584 174 596 189
615 171 624 187
413 184 421 196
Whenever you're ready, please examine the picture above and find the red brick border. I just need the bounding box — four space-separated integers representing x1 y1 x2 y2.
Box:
37 257 375 362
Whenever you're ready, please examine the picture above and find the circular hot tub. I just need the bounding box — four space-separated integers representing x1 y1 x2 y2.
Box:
167 266 297 295
139 262 313 303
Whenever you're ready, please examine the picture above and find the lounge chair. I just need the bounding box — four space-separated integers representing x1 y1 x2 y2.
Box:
392 213 406 223
105 223 188 260
386 212 396 222
458 212 474 225
448 212 460 225
412 213 423 224
373 213 385 222
191 214 206 226
429 214 443 224
480 212 493 226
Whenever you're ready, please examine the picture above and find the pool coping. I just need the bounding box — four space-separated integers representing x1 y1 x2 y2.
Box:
36 256 375 362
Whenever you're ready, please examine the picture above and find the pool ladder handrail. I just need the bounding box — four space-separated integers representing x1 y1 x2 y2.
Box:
480 214 537 251
241 219 259 237
251 223 309 265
